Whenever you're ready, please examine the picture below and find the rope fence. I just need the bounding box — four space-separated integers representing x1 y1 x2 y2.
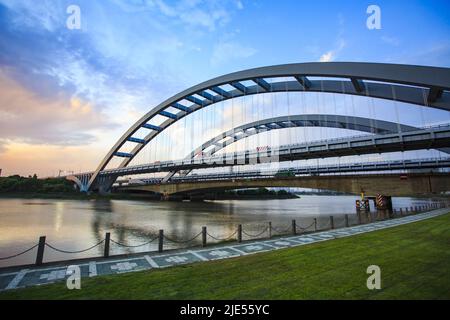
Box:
45 240 105 254
0 201 448 266
163 231 203 244
0 244 38 261
242 227 269 238
110 236 158 248
207 229 238 241
298 220 316 231
270 224 292 234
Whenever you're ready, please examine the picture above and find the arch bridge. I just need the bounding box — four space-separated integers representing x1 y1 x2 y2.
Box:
67 62 450 193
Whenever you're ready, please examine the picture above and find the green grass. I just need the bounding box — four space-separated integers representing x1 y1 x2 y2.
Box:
2 213 450 300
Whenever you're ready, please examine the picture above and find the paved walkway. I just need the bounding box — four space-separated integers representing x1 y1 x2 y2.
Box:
0 208 447 291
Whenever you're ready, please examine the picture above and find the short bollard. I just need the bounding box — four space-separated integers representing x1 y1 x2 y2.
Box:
268 222 272 238
357 212 362 225
329 216 334 229
292 220 297 235
400 208 403 216
35 236 46 266
237 225 242 243
202 226 207 247
405 207 409 215
104 232 110 258
314 218 318 231
158 229 164 253
344 214 349 228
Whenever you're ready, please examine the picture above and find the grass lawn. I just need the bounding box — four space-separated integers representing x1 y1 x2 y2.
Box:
1 213 450 300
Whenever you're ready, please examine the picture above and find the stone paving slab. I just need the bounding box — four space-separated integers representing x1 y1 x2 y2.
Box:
195 248 241 260
290 236 317 244
152 252 203 268
233 243 275 254
265 239 299 248
96 258 151 275
19 265 91 287
0 274 15 290
0 208 447 291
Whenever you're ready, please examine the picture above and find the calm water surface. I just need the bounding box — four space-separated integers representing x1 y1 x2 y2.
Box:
0 196 437 267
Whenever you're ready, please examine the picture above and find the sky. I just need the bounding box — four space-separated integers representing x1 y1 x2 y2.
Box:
0 0 450 177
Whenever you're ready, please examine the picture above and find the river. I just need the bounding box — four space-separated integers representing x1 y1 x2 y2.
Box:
0 196 438 267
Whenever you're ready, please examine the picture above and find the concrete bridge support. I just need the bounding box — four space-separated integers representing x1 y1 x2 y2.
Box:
122 173 450 198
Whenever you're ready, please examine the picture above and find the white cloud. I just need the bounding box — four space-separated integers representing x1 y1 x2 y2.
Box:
0 0 65 32
318 14 346 62
319 39 346 62
111 0 239 31
319 51 334 63
0 70 113 146
384 43 450 67
381 36 400 46
211 41 257 66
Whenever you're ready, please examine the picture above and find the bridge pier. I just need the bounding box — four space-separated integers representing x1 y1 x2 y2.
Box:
164 194 185 201
189 195 206 202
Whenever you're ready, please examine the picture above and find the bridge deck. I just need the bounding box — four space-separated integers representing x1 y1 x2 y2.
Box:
101 125 450 177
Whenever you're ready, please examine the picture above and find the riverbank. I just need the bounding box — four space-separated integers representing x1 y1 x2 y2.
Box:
204 188 299 200
0 192 159 201
0 191 299 201
1 210 448 299
0 175 299 200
